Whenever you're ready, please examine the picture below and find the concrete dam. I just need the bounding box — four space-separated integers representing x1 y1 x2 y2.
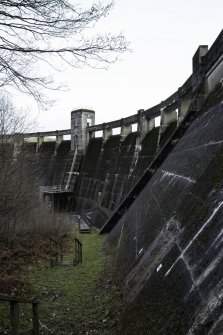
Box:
7 30 223 333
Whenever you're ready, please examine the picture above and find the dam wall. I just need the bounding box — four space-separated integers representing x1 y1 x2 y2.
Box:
51 141 72 186
3 30 223 224
17 140 74 188
96 31 223 333
73 122 179 219
38 142 56 185
105 83 223 334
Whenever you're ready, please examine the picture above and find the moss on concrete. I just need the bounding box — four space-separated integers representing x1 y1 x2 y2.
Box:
202 83 223 112
159 121 177 148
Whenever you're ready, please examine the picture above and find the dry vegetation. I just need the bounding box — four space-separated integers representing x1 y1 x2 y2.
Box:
0 94 73 295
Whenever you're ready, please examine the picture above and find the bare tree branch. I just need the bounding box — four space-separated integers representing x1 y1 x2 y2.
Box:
0 0 129 107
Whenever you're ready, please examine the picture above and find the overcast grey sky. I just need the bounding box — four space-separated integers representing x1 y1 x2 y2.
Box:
12 0 223 131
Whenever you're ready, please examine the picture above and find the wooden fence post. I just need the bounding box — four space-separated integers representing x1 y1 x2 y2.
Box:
32 302 39 335
74 238 82 264
75 239 77 264
79 241 82 263
10 301 19 335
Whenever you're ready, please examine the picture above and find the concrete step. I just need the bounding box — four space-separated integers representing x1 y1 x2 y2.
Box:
79 222 91 233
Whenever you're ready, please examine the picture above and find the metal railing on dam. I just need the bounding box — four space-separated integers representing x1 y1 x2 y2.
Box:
86 75 193 135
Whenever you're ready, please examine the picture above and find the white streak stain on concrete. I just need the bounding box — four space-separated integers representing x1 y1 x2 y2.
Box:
160 169 196 184
124 219 181 303
180 140 223 153
153 192 165 219
117 219 125 252
208 226 223 251
165 201 223 277
186 279 223 335
216 237 223 249
195 250 223 287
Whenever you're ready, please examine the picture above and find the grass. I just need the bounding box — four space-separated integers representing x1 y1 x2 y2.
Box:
0 230 123 335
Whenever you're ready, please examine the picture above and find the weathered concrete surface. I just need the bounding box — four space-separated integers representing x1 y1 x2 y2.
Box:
20 140 74 188
52 141 73 186
73 119 178 227
35 141 56 185
106 84 223 334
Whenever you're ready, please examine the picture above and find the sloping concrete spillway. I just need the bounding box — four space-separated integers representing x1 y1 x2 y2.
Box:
105 85 223 334
21 140 74 187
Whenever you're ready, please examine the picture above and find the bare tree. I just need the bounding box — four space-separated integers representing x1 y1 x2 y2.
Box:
0 94 73 248
0 94 32 136
0 95 34 245
0 0 128 106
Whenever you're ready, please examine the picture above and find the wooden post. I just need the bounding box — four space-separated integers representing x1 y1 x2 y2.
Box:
74 238 82 265
75 239 77 265
60 245 63 262
10 301 19 335
79 242 82 263
32 302 39 335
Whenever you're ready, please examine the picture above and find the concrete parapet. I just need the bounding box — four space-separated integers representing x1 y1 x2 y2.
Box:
86 114 138 134
4 30 223 157
23 129 70 139
205 34 223 93
205 30 223 75
206 53 223 92
144 104 161 119
160 91 179 110
192 45 208 91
